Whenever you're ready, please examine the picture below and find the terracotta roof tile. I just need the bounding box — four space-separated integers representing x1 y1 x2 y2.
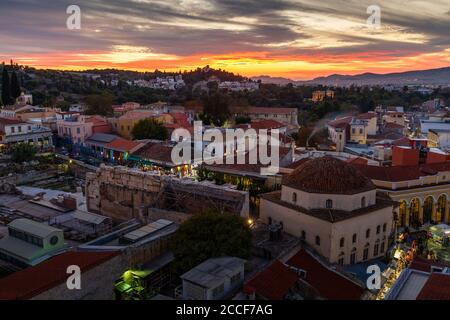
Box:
417 273 450 300
328 117 352 129
132 142 175 164
351 162 450 182
246 107 297 114
0 117 24 125
283 157 375 194
384 122 405 130
105 138 142 152
244 260 298 300
248 120 285 130
287 249 363 300
0 251 119 300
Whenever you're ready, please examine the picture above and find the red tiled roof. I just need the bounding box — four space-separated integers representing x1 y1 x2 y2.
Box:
351 161 450 182
0 250 120 300
163 123 194 134
391 137 411 146
105 138 142 152
132 141 175 164
249 120 285 130
409 257 450 273
346 157 368 165
86 116 108 126
287 249 363 300
417 274 450 300
356 112 376 120
244 260 298 300
283 156 375 194
247 107 297 114
284 158 310 169
170 113 190 126
384 122 405 129
328 116 352 129
207 146 292 175
0 117 24 125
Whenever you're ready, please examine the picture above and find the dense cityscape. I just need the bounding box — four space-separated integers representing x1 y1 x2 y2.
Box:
0 0 449 311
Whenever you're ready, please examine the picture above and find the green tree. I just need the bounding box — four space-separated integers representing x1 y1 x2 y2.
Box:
131 118 169 140
171 211 252 274
11 143 37 163
235 116 251 125
85 93 114 116
202 91 231 126
196 166 213 181
10 71 21 100
1 67 11 106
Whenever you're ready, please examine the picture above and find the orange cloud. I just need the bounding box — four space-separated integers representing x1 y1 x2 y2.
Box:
4 47 450 80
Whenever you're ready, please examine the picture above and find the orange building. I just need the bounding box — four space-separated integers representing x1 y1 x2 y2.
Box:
392 146 420 166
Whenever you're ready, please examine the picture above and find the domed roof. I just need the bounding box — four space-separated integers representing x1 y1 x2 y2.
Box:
283 156 375 194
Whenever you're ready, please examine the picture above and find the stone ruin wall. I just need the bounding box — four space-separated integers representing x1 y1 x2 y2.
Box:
86 165 249 222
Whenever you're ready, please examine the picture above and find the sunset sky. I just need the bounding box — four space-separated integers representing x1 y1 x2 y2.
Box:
0 0 449 80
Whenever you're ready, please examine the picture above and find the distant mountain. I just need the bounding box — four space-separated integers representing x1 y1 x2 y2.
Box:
303 67 450 86
251 75 295 85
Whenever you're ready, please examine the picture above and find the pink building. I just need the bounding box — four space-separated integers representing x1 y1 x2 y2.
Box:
57 115 111 145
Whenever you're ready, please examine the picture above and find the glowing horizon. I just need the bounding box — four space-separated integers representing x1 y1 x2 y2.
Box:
0 0 449 80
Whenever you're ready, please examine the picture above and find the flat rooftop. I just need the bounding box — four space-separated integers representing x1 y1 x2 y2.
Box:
181 256 245 289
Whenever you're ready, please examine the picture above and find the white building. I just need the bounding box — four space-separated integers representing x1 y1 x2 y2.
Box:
383 111 405 127
260 157 395 265
420 119 450 136
180 257 245 300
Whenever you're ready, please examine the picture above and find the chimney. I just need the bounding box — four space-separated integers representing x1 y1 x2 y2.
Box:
62 195 77 210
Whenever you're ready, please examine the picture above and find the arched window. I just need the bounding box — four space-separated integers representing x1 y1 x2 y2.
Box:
376 225 381 234
315 236 321 246
366 228 371 238
301 230 306 240
352 233 357 243
340 237 345 248
363 243 370 261
374 240 380 256
292 192 297 203
383 223 387 232
361 196 366 208
326 199 333 209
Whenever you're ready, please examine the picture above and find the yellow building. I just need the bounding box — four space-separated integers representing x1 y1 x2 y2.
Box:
116 110 174 139
312 90 335 102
